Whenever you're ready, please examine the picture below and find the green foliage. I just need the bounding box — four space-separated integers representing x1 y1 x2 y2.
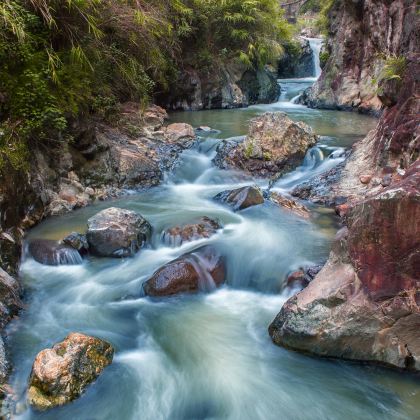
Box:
0 0 292 171
319 50 330 68
300 0 322 14
378 55 407 82
315 0 335 35
182 0 293 69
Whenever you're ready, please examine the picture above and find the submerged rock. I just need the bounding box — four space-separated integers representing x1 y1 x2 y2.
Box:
268 192 310 218
28 333 114 411
215 112 317 178
28 240 83 266
143 245 225 297
87 207 151 258
162 217 222 247
269 166 420 370
285 264 324 291
213 186 264 211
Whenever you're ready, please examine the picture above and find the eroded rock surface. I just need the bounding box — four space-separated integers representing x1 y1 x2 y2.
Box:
215 112 317 178
87 207 151 258
28 333 114 410
143 245 225 297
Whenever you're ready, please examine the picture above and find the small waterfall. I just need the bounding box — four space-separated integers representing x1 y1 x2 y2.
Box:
305 37 323 78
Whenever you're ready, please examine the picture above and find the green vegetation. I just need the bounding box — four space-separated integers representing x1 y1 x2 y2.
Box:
378 55 407 83
0 0 293 171
319 50 330 68
315 0 335 35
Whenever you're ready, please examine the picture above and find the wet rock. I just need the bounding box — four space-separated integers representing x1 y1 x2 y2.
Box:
62 232 89 254
0 267 22 331
216 112 317 178
196 126 213 133
87 207 151 258
269 166 420 370
162 217 221 247
28 333 114 411
268 192 310 218
213 186 264 211
28 239 83 266
285 264 324 291
164 123 196 144
291 161 347 206
143 245 225 297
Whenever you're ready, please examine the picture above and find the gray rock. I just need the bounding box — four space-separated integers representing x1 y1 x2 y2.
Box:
28 239 83 265
86 207 151 257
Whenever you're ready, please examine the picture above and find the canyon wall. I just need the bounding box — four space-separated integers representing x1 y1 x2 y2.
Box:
300 0 417 114
270 0 420 370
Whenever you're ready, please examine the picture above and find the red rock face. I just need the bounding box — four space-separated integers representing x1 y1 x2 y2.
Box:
346 164 420 300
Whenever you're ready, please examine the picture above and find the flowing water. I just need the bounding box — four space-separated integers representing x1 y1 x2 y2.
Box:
6 41 420 420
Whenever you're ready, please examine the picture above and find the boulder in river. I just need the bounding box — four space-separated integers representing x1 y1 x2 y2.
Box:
213 186 264 211
86 207 151 258
162 217 222 247
143 245 225 297
28 333 114 411
28 239 83 266
269 165 420 370
215 112 318 178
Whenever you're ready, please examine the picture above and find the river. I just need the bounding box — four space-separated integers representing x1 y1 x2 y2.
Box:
6 41 420 420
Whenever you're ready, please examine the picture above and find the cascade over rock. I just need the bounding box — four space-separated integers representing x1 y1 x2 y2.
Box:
143 245 226 297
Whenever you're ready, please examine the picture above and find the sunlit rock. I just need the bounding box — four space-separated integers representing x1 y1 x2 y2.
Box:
28 333 114 411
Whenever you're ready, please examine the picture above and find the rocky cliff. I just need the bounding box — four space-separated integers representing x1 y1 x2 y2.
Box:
269 0 420 370
299 0 417 114
160 61 280 111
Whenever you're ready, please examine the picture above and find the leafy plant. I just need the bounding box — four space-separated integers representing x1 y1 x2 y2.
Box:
378 55 407 83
